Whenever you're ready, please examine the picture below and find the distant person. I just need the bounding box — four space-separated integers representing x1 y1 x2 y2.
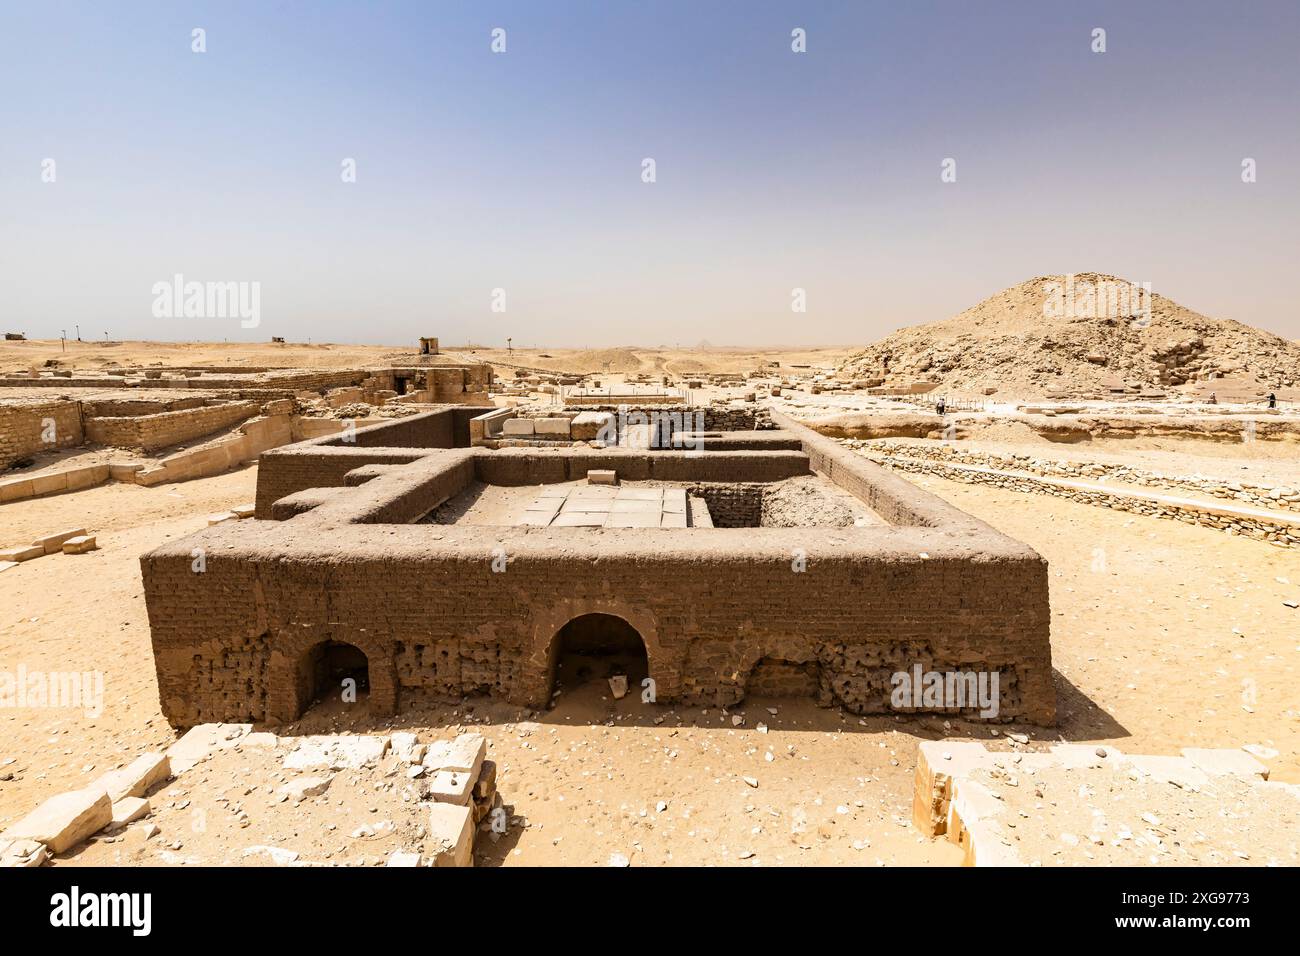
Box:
936 398 946 416
1208 392 1217 404
1268 392 1277 409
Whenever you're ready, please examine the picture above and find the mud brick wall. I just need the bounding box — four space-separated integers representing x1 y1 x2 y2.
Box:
684 482 764 527
149 406 1054 729
254 409 465 517
254 447 434 518
85 401 259 452
0 400 84 467
140 522 1055 728
81 397 208 417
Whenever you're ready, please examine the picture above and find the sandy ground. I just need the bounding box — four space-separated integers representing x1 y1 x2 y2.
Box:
902 470 1300 782
3 443 1297 864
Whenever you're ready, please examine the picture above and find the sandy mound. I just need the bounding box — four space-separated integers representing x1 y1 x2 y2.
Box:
838 274 1300 397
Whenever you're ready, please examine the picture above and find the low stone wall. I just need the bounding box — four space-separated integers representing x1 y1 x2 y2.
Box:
0 400 84 468
85 402 260 452
853 439 1300 512
860 445 1300 548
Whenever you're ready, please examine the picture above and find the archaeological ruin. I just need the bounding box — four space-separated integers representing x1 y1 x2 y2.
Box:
139 404 1056 728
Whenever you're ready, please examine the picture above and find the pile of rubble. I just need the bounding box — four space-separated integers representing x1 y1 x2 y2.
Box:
914 741 1296 866
837 273 1300 395
0 725 501 868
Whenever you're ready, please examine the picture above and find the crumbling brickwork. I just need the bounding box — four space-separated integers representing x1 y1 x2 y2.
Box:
142 408 1055 728
0 400 84 467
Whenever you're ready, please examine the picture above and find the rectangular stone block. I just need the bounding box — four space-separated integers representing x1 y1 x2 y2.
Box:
92 752 171 801
428 802 474 867
1181 747 1269 780
61 535 98 554
570 411 615 441
587 469 617 485
502 418 534 436
109 797 150 828
0 545 44 562
31 472 69 496
533 418 571 437
33 528 87 554
912 741 992 837
0 478 35 502
0 838 47 868
1 788 112 854
425 769 474 806
422 733 486 778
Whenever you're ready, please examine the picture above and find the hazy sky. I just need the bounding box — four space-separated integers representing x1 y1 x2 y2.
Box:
2 1 1297 347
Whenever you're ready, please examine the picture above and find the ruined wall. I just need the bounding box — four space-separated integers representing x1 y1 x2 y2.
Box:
147 408 1053 729
140 523 1054 728
0 400 84 467
85 402 260 452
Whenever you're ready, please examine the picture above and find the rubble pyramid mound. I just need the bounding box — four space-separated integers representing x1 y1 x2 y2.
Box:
837 274 1300 396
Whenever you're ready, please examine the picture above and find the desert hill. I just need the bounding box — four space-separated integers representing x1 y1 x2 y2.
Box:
837 274 1300 398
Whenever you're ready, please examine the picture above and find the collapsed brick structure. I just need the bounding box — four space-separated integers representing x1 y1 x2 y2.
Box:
140 406 1055 727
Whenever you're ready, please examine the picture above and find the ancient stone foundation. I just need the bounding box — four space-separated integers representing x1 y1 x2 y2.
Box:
141 407 1055 728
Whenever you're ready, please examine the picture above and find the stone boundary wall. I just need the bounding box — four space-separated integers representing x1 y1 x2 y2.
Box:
854 438 1300 512
862 447 1300 548
142 519 1054 729
0 400 84 468
85 402 260 452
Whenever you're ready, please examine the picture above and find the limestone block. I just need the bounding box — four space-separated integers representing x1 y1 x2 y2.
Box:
422 733 486 778
32 527 86 554
165 722 255 774
92 752 171 801
0 838 48 867
427 803 474 867
109 797 150 828
386 850 421 867
0 545 44 562
61 535 98 555
206 512 238 526
502 418 534 436
1 788 112 854
570 411 615 441
621 423 655 450
1181 747 1269 780
474 760 498 801
533 417 571 437
912 741 992 837
283 734 390 771
0 478 35 502
231 502 256 518
587 469 617 485
425 769 474 806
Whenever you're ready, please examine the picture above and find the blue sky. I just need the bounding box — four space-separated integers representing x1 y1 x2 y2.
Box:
2 1 1297 346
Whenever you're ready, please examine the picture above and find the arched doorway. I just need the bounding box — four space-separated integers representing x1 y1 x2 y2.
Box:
547 613 649 704
294 640 370 716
